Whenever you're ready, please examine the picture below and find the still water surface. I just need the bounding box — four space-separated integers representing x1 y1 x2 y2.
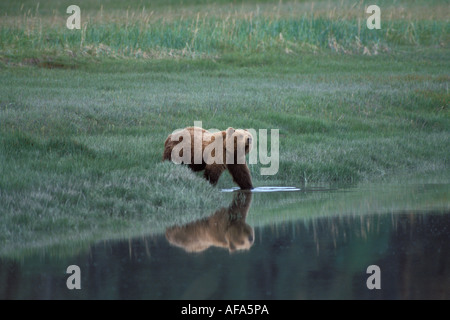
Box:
1 182 449 299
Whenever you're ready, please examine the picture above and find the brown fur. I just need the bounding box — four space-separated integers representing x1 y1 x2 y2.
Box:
163 127 253 189
165 191 254 253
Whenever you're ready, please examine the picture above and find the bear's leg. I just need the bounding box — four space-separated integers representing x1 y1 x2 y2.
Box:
204 164 226 185
229 191 252 218
162 136 174 161
226 164 253 190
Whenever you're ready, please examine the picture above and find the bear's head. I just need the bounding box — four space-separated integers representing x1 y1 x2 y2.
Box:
224 127 253 156
225 222 255 253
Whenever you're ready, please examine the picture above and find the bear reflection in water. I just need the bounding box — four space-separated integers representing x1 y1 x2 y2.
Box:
165 191 254 253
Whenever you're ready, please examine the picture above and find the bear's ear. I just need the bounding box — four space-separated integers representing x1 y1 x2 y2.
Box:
226 127 235 136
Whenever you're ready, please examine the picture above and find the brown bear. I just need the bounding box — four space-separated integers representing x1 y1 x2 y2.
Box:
165 191 254 253
163 127 253 189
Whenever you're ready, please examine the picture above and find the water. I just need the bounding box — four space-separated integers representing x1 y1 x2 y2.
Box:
222 186 302 192
0 181 449 299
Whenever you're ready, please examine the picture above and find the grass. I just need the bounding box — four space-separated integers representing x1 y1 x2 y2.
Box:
0 0 449 257
0 0 448 61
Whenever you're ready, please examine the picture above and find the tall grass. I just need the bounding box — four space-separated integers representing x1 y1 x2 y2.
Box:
0 1 448 61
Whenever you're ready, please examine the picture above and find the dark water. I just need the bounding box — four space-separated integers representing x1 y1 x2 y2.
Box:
1 184 449 300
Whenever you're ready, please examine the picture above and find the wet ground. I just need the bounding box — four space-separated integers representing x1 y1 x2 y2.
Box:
0 181 449 299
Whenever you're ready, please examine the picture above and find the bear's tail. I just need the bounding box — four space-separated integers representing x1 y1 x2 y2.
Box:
163 134 184 162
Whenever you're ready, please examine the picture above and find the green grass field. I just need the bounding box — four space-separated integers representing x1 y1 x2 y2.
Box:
0 0 449 256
